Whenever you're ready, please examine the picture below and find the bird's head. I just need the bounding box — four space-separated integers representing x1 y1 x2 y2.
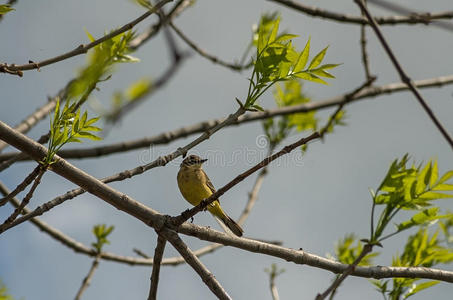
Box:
180 154 208 169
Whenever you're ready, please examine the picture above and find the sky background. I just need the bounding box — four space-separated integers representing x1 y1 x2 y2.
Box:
1 0 452 299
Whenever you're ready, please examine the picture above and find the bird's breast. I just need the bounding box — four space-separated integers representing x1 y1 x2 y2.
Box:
177 168 212 206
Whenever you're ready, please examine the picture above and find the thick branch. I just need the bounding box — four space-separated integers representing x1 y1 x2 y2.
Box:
270 0 453 25
178 223 453 283
0 0 172 76
355 0 453 150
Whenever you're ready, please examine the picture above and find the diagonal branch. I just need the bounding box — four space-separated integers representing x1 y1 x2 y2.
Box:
169 21 252 71
74 254 101 300
160 227 232 300
0 165 41 207
148 235 167 300
173 132 320 226
355 0 453 150
315 244 373 300
0 0 173 76
368 0 453 32
0 166 45 230
128 0 192 50
270 0 453 26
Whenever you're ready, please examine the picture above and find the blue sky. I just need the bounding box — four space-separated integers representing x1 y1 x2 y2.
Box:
1 0 452 299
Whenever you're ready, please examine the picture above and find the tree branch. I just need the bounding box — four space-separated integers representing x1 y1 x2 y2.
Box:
147 235 166 300
368 0 453 32
169 21 252 71
315 244 373 300
0 0 173 76
161 227 232 300
0 166 45 231
74 254 101 300
270 0 453 25
178 223 453 283
172 131 320 226
355 0 453 150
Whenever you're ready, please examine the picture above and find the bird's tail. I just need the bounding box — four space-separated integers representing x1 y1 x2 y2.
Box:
216 214 243 237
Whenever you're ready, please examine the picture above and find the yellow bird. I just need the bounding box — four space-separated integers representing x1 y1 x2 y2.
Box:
177 154 243 237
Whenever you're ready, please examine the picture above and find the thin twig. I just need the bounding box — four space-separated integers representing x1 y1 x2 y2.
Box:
355 0 453 150
0 95 60 152
161 228 232 300
128 0 192 50
106 45 186 123
148 236 167 300
315 244 373 300
0 0 172 76
169 21 251 71
173 132 320 226
74 254 101 300
359 1 373 82
0 165 41 207
270 0 453 26
0 166 45 231
368 0 453 32
3 73 452 162
319 77 376 137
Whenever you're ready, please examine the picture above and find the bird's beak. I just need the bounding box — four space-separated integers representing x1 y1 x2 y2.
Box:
201 158 208 164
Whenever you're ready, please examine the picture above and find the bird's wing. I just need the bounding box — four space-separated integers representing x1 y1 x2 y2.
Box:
201 169 217 194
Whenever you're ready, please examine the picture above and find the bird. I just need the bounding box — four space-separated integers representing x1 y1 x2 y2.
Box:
177 154 243 237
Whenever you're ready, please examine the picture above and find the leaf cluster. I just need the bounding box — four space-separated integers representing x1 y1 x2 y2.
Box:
263 80 316 147
91 224 114 253
0 5 14 15
372 225 453 300
44 99 102 165
107 77 153 121
243 14 339 110
67 30 138 102
332 234 378 266
370 155 453 242
0 279 15 300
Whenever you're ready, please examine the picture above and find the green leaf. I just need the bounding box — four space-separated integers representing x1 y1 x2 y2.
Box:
77 132 102 141
292 72 327 84
396 207 442 232
308 46 328 70
268 17 280 44
126 78 152 101
0 5 14 15
429 160 438 188
310 68 336 79
438 170 453 184
404 281 440 299
293 38 310 73
418 191 453 200
84 29 96 42
432 183 453 191
274 34 298 43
